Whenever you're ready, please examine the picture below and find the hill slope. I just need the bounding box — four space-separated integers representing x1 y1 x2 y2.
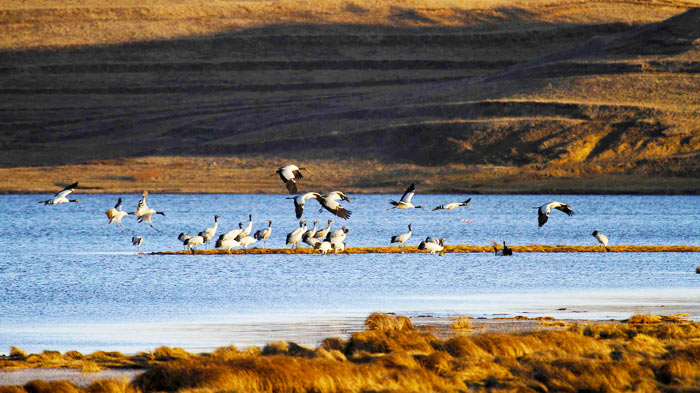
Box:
0 0 699 193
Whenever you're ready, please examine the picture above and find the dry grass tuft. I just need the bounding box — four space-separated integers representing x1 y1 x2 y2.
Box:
450 316 472 330
364 312 413 333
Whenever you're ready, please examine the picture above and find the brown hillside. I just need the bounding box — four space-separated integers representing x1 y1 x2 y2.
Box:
0 0 699 193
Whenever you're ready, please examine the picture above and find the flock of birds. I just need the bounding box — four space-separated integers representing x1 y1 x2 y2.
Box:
40 164 611 255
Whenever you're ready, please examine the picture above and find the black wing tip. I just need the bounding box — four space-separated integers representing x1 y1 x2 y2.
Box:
286 181 297 194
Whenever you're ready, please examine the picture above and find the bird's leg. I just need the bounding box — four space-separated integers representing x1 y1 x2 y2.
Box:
149 222 161 232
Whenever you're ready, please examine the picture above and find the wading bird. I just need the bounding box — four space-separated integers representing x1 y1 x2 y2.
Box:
39 182 80 205
315 219 334 239
534 201 574 227
388 183 424 210
286 221 307 249
433 198 471 211
178 233 192 250
494 241 513 256
215 236 240 254
418 237 445 255
135 191 165 232
131 236 143 252
390 223 413 247
274 165 308 194
105 197 130 228
200 215 220 248
185 235 204 254
253 221 272 248
592 230 609 251
288 192 322 219
236 214 253 241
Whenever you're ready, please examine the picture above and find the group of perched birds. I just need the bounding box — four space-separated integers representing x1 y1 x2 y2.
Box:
40 166 611 255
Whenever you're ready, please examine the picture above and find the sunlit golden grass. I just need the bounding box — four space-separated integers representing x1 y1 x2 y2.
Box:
153 244 700 255
5 313 700 393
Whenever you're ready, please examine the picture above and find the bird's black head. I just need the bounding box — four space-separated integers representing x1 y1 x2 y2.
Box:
592 230 599 236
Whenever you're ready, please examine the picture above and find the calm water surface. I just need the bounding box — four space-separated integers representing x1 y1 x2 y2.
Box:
0 194 698 354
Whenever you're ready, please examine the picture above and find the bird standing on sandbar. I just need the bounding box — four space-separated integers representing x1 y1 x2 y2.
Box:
39 182 80 205
390 223 413 247
534 201 574 227
592 230 609 251
131 236 143 252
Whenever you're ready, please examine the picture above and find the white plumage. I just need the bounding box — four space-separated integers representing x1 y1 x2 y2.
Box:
390 223 412 247
40 182 80 205
388 183 424 210
535 201 574 227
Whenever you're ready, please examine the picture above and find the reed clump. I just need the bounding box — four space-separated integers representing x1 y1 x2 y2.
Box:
4 313 700 392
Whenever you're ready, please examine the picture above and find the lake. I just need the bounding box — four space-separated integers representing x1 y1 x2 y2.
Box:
1 193 699 354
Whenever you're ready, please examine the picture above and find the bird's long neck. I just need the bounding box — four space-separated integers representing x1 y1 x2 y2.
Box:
69 199 79 203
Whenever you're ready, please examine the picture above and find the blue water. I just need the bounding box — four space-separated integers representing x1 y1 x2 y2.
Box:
0 194 699 354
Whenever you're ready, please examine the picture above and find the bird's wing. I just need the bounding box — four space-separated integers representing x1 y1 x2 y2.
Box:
114 198 122 210
432 205 443 211
294 198 304 219
537 210 548 227
55 182 78 197
285 180 298 194
400 183 416 203
292 169 303 181
464 198 471 205
555 204 575 216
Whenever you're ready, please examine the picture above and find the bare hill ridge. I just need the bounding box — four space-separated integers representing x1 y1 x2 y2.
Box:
1 0 699 193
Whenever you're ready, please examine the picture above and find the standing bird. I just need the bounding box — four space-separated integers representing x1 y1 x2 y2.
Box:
315 241 332 255
288 192 322 219
302 220 318 247
534 201 574 227
131 236 143 252
388 183 424 210
185 235 204 254
494 241 513 256
327 225 349 244
253 220 273 248
135 191 166 232
286 221 307 249
106 197 130 228
221 222 244 241
274 165 308 194
178 233 192 250
390 223 413 247
318 194 352 220
433 198 471 211
39 182 80 205
200 215 220 248
236 214 253 241
592 230 610 251
238 235 257 252
315 219 334 239
418 238 445 255
215 236 240 253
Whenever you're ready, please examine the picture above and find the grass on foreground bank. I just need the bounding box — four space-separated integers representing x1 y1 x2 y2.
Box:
2 313 700 393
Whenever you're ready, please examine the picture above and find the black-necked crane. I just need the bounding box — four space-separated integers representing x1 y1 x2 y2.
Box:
323 191 352 203
39 182 80 205
238 235 257 252
534 201 574 227
592 230 609 251
201 215 220 248
131 236 143 252
253 220 272 248
494 241 513 256
331 241 346 254
215 236 240 254
315 219 334 239
274 165 308 194
222 222 244 241
287 192 322 219
106 197 130 228
302 220 318 247
315 240 332 255
286 221 307 249
318 194 352 220
135 191 165 232
390 223 412 247
418 237 445 254
185 235 204 254
178 232 192 250
326 225 348 244
388 183 424 210
236 214 253 241
433 198 471 211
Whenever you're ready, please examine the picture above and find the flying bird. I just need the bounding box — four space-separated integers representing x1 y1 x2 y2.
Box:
105 197 130 228
274 165 308 194
135 191 166 232
318 194 351 220
592 230 609 251
288 192 322 219
390 223 413 248
388 183 424 210
39 182 80 205
534 201 574 227
433 198 471 211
